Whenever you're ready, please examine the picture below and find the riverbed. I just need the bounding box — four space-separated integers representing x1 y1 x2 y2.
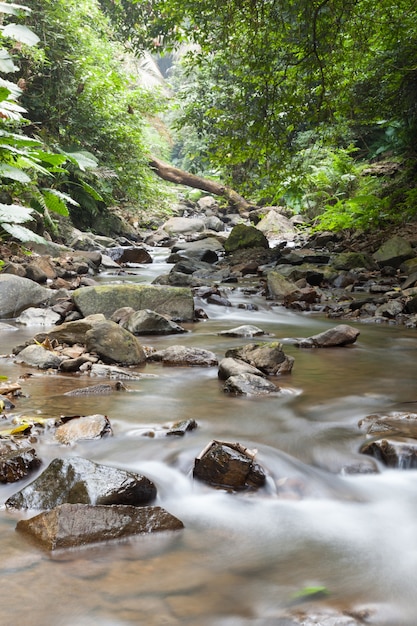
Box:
0 249 416 625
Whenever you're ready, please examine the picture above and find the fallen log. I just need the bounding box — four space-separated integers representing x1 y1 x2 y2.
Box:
148 156 254 215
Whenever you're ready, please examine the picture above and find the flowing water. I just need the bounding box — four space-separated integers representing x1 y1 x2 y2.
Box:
0 249 417 625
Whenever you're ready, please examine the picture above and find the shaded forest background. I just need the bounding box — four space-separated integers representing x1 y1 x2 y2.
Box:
0 0 417 245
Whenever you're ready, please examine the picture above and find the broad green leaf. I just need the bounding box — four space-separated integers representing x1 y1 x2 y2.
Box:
0 203 33 223
0 99 26 121
1 23 40 46
0 2 31 16
0 131 41 147
291 586 329 600
1 222 47 243
0 163 31 182
0 77 22 99
0 86 11 101
31 151 67 166
65 150 98 171
41 190 71 215
0 48 18 73
81 180 104 202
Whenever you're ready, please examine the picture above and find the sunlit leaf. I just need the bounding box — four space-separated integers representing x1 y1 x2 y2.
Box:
0 2 31 16
0 48 18 73
41 190 71 215
1 23 40 46
0 163 31 182
0 203 33 223
64 150 98 171
1 222 47 243
80 180 104 202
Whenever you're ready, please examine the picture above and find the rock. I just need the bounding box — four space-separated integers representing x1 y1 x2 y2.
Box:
162 216 205 236
267 270 301 301
224 223 269 253
120 309 187 335
225 342 294 375
35 315 106 346
374 299 404 318
332 251 377 270
223 373 279 395
218 325 267 338
15 307 62 326
294 324 360 348
204 215 224 232
55 414 112 445
218 357 266 380
148 345 218 366
72 284 194 321
16 503 184 550
252 208 297 241
193 440 266 490
358 412 417 438
0 274 53 318
361 437 417 468
14 344 66 369
85 320 146 366
372 235 414 268
6 456 157 510
88 363 151 379
171 236 225 256
105 246 152 265
166 418 198 436
64 382 127 396
0 441 41 483
206 293 232 307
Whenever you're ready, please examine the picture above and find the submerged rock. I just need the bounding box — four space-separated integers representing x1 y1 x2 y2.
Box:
218 325 268 338
16 503 184 550
6 456 157 510
193 440 266 490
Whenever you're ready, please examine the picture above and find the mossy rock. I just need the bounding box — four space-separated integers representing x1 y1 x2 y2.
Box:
224 223 269 253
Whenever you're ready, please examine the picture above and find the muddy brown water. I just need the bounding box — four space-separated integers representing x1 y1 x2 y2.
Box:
0 249 416 625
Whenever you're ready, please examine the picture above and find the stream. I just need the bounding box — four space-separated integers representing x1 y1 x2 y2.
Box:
0 248 417 625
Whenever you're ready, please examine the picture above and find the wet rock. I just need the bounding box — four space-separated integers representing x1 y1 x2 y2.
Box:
72 284 194 321
105 246 152 265
223 373 279 395
218 357 266 380
0 275 53 318
359 412 417 438
35 315 106 346
0 394 15 410
14 344 66 369
372 235 414 268
6 456 157 510
294 324 360 348
361 437 417 468
218 324 267 338
55 414 112 445
332 251 377 271
206 293 232 307
273 608 373 625
224 223 269 253
252 208 297 241
15 307 62 326
148 345 218 366
193 440 266 490
267 270 301 301
172 236 225 257
166 418 198 436
120 309 187 335
0 441 41 483
16 503 184 551
374 299 404 318
85 320 146 366
226 342 294 375
89 363 153 379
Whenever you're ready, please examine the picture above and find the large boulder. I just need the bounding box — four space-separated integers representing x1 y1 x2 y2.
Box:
252 208 297 241
161 216 205 236
0 274 53 318
224 223 269 253
72 284 194 321
267 270 301 301
35 315 105 346
6 457 157 510
372 236 414 268
105 246 152 265
85 319 146 365
223 373 279 395
16 503 184 550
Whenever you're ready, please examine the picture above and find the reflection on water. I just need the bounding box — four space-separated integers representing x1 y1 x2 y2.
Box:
0 254 416 624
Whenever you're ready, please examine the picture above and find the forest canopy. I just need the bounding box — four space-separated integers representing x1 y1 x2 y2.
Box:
0 0 416 240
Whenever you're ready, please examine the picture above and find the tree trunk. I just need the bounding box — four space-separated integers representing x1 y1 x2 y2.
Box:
148 156 254 215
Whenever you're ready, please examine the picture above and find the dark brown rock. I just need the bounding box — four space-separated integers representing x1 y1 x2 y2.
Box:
16 503 184 550
0 442 41 483
193 440 266 490
294 324 360 348
361 437 417 468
